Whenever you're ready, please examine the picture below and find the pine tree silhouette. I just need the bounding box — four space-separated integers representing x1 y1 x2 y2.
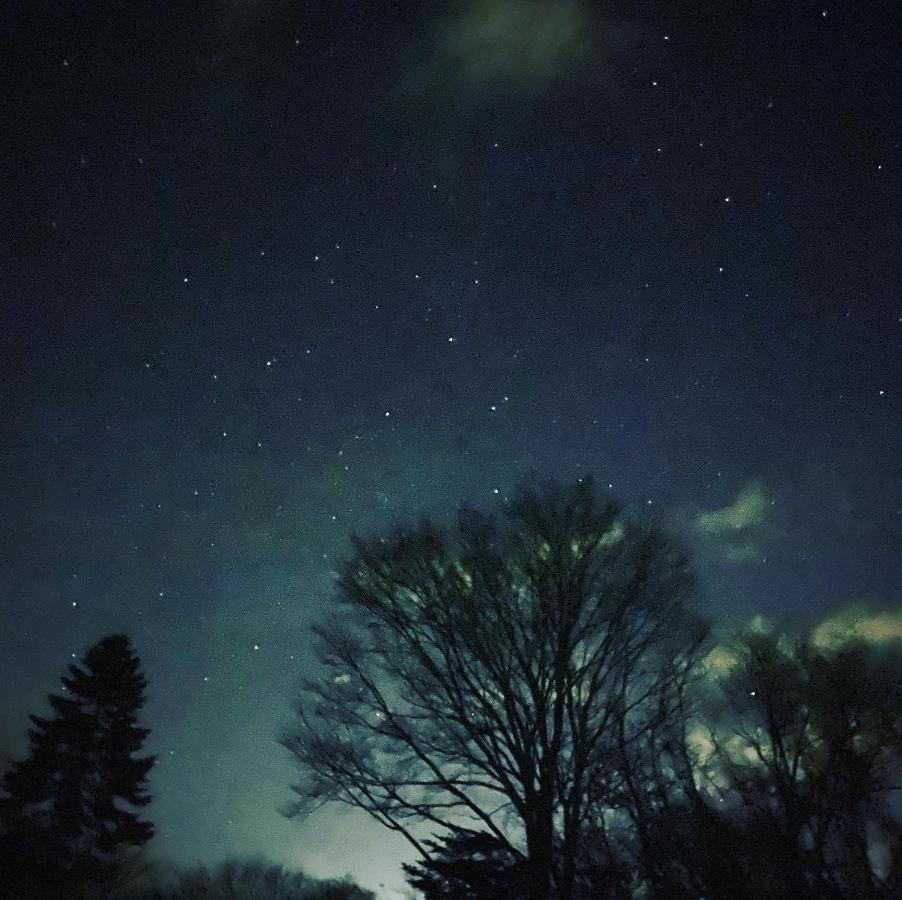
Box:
0 634 155 898
403 831 529 900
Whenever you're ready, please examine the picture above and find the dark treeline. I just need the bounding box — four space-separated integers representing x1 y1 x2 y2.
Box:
2 478 901 899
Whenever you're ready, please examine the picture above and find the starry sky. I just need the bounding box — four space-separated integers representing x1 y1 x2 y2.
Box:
1 1 900 896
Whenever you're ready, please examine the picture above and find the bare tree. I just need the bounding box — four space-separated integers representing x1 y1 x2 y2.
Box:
281 478 707 900
705 629 902 898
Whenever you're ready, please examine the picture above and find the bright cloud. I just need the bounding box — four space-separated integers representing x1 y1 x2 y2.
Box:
695 482 769 536
811 606 902 650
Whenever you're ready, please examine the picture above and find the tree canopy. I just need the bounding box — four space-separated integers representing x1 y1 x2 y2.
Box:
282 477 707 900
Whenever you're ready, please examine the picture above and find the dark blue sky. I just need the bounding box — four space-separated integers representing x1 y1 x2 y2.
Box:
1 1 899 895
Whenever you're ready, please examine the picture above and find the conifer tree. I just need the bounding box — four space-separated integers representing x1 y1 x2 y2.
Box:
403 831 529 900
0 633 155 897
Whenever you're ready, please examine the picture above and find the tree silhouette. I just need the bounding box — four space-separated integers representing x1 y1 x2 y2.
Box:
0 633 155 898
402 830 529 899
282 477 707 900
605 623 902 900
701 629 902 898
148 858 376 899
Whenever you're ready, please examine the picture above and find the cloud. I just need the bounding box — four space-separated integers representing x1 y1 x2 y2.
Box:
702 606 902 683
701 644 740 677
406 0 598 99
693 481 772 564
811 605 902 651
695 482 769 535
701 615 775 680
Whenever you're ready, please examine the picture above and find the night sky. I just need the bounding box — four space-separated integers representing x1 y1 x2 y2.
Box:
2 1 900 896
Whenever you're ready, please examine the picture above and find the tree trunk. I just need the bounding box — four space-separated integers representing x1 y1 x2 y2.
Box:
558 806 578 900
525 811 555 900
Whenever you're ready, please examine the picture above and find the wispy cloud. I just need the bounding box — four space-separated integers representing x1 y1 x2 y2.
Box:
811 605 902 650
695 482 769 535
404 0 599 101
693 481 772 564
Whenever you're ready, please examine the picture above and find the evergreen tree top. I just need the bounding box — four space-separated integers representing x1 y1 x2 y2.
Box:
0 631 156 896
62 633 147 706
